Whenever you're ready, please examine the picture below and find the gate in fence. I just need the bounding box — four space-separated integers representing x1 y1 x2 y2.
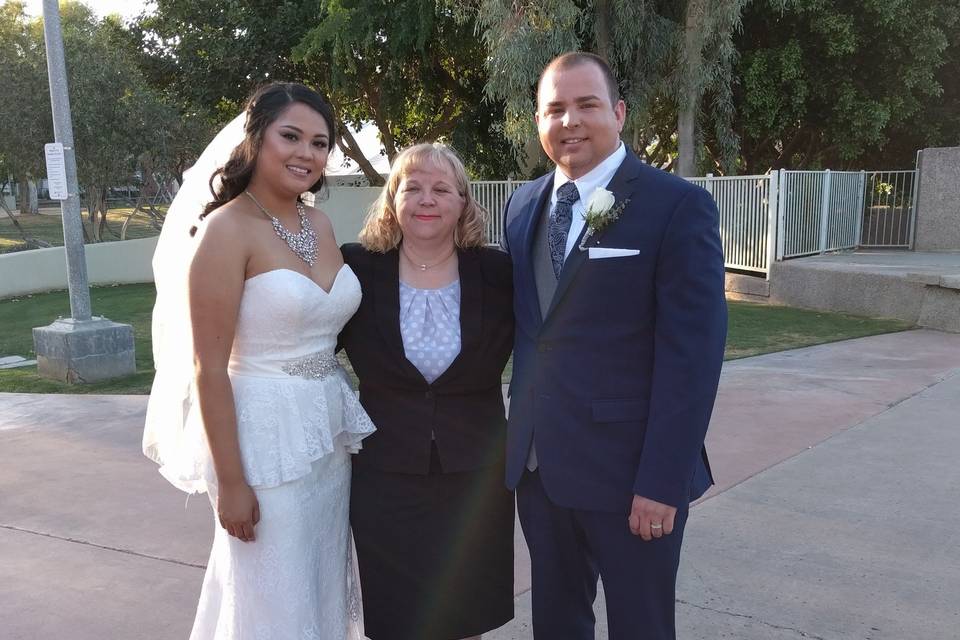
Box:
693 167 917 277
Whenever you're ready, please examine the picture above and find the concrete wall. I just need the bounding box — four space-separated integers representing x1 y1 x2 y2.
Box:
0 187 382 299
316 186 381 244
915 147 960 251
769 260 926 323
0 237 159 299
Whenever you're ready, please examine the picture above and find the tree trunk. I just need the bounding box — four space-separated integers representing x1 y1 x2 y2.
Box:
1 183 51 248
677 0 708 177
16 175 29 213
677 107 696 176
86 187 103 243
337 121 386 186
28 180 38 214
595 0 611 63
97 188 110 240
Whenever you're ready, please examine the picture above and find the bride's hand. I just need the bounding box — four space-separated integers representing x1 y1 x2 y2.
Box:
217 480 261 542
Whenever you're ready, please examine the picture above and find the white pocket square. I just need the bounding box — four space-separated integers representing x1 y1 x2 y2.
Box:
588 247 640 259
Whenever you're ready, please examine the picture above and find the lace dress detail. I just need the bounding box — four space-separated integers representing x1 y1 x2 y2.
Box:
152 266 373 640
156 266 375 493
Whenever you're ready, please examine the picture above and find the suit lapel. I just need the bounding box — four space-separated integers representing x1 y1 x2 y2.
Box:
373 249 423 381
432 249 481 386
542 149 645 322
515 177 553 327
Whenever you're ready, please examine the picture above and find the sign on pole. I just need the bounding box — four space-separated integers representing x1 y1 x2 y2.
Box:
44 142 69 200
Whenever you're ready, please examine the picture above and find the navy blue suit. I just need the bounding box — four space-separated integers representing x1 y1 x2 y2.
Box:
503 148 726 638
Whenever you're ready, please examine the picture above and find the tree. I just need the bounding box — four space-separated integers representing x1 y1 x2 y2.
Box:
467 0 748 175
731 0 960 171
295 0 518 180
37 3 184 241
0 0 52 215
133 0 518 184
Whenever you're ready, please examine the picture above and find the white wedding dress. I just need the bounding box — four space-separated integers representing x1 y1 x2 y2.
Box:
151 265 375 640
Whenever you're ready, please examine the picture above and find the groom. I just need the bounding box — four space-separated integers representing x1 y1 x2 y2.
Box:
502 52 727 639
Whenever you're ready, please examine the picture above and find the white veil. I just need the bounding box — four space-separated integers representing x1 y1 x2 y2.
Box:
142 113 247 470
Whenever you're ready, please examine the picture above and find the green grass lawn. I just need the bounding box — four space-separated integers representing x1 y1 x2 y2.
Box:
0 207 162 253
0 284 157 394
0 285 912 394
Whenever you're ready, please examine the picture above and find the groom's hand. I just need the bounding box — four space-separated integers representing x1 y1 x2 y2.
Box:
628 495 677 541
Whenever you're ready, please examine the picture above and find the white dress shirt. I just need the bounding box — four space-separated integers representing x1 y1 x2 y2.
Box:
549 142 627 259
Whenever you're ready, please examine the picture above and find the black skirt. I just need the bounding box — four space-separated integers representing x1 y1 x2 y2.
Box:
350 444 515 640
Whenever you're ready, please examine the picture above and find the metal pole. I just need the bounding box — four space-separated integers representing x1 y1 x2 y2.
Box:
765 170 779 279
907 151 921 250
818 169 832 254
41 0 91 321
855 170 866 248
776 170 786 261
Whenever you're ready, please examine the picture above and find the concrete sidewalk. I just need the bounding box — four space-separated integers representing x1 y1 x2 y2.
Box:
2 329 960 639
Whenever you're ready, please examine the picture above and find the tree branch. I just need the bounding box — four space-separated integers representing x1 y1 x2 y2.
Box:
337 120 386 186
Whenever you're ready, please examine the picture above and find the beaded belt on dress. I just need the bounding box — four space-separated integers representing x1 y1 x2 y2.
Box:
280 351 342 380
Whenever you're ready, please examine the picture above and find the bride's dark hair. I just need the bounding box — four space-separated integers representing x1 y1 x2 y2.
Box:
197 82 337 223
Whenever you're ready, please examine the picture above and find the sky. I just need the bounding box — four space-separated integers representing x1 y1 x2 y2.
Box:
23 0 154 21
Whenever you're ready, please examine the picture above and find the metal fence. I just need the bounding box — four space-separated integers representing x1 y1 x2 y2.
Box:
778 170 865 259
860 170 917 248
688 174 776 274
472 180 529 246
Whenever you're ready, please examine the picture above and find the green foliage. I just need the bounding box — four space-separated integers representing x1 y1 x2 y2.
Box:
466 0 747 174
0 1 206 240
295 0 518 178
0 1 52 181
49 5 171 195
132 1 317 121
732 0 960 171
133 0 519 181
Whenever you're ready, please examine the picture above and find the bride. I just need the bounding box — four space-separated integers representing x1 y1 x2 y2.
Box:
143 82 374 639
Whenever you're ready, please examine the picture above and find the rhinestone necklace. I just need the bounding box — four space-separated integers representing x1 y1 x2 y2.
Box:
245 191 318 267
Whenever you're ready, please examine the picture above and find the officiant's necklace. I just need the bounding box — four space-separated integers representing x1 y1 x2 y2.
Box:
245 190 318 267
401 244 456 271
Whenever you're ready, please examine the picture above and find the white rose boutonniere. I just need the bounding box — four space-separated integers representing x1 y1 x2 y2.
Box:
578 187 629 250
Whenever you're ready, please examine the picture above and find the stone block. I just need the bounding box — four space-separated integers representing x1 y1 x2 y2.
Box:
769 261 924 323
915 147 960 251
918 287 960 333
905 272 942 285
725 272 770 298
33 318 136 383
939 274 960 290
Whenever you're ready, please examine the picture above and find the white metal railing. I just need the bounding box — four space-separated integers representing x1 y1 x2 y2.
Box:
688 174 777 274
468 165 916 278
472 180 529 246
778 170 865 259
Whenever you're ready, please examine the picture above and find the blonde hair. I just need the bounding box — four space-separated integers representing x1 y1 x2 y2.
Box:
359 143 488 252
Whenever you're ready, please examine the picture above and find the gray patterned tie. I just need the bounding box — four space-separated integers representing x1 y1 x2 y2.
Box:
548 181 580 278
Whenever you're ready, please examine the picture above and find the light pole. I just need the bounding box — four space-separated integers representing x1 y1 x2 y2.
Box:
32 0 135 383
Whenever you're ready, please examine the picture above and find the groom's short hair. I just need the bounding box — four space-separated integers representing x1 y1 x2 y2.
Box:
537 52 620 108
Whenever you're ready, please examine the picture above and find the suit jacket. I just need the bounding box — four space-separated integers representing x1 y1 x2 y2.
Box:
502 148 727 513
339 243 514 475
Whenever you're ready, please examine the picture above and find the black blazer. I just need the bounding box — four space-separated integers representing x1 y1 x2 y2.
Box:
339 243 514 475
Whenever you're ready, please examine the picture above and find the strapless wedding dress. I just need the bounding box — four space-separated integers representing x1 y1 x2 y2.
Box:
155 266 375 640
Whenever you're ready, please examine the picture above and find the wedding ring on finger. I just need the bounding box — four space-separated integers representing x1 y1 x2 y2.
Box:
650 523 663 530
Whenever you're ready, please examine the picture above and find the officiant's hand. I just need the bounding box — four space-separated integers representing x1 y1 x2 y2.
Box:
218 480 261 543
628 495 676 541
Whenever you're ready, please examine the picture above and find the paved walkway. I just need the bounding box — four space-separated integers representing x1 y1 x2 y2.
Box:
2 329 959 639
